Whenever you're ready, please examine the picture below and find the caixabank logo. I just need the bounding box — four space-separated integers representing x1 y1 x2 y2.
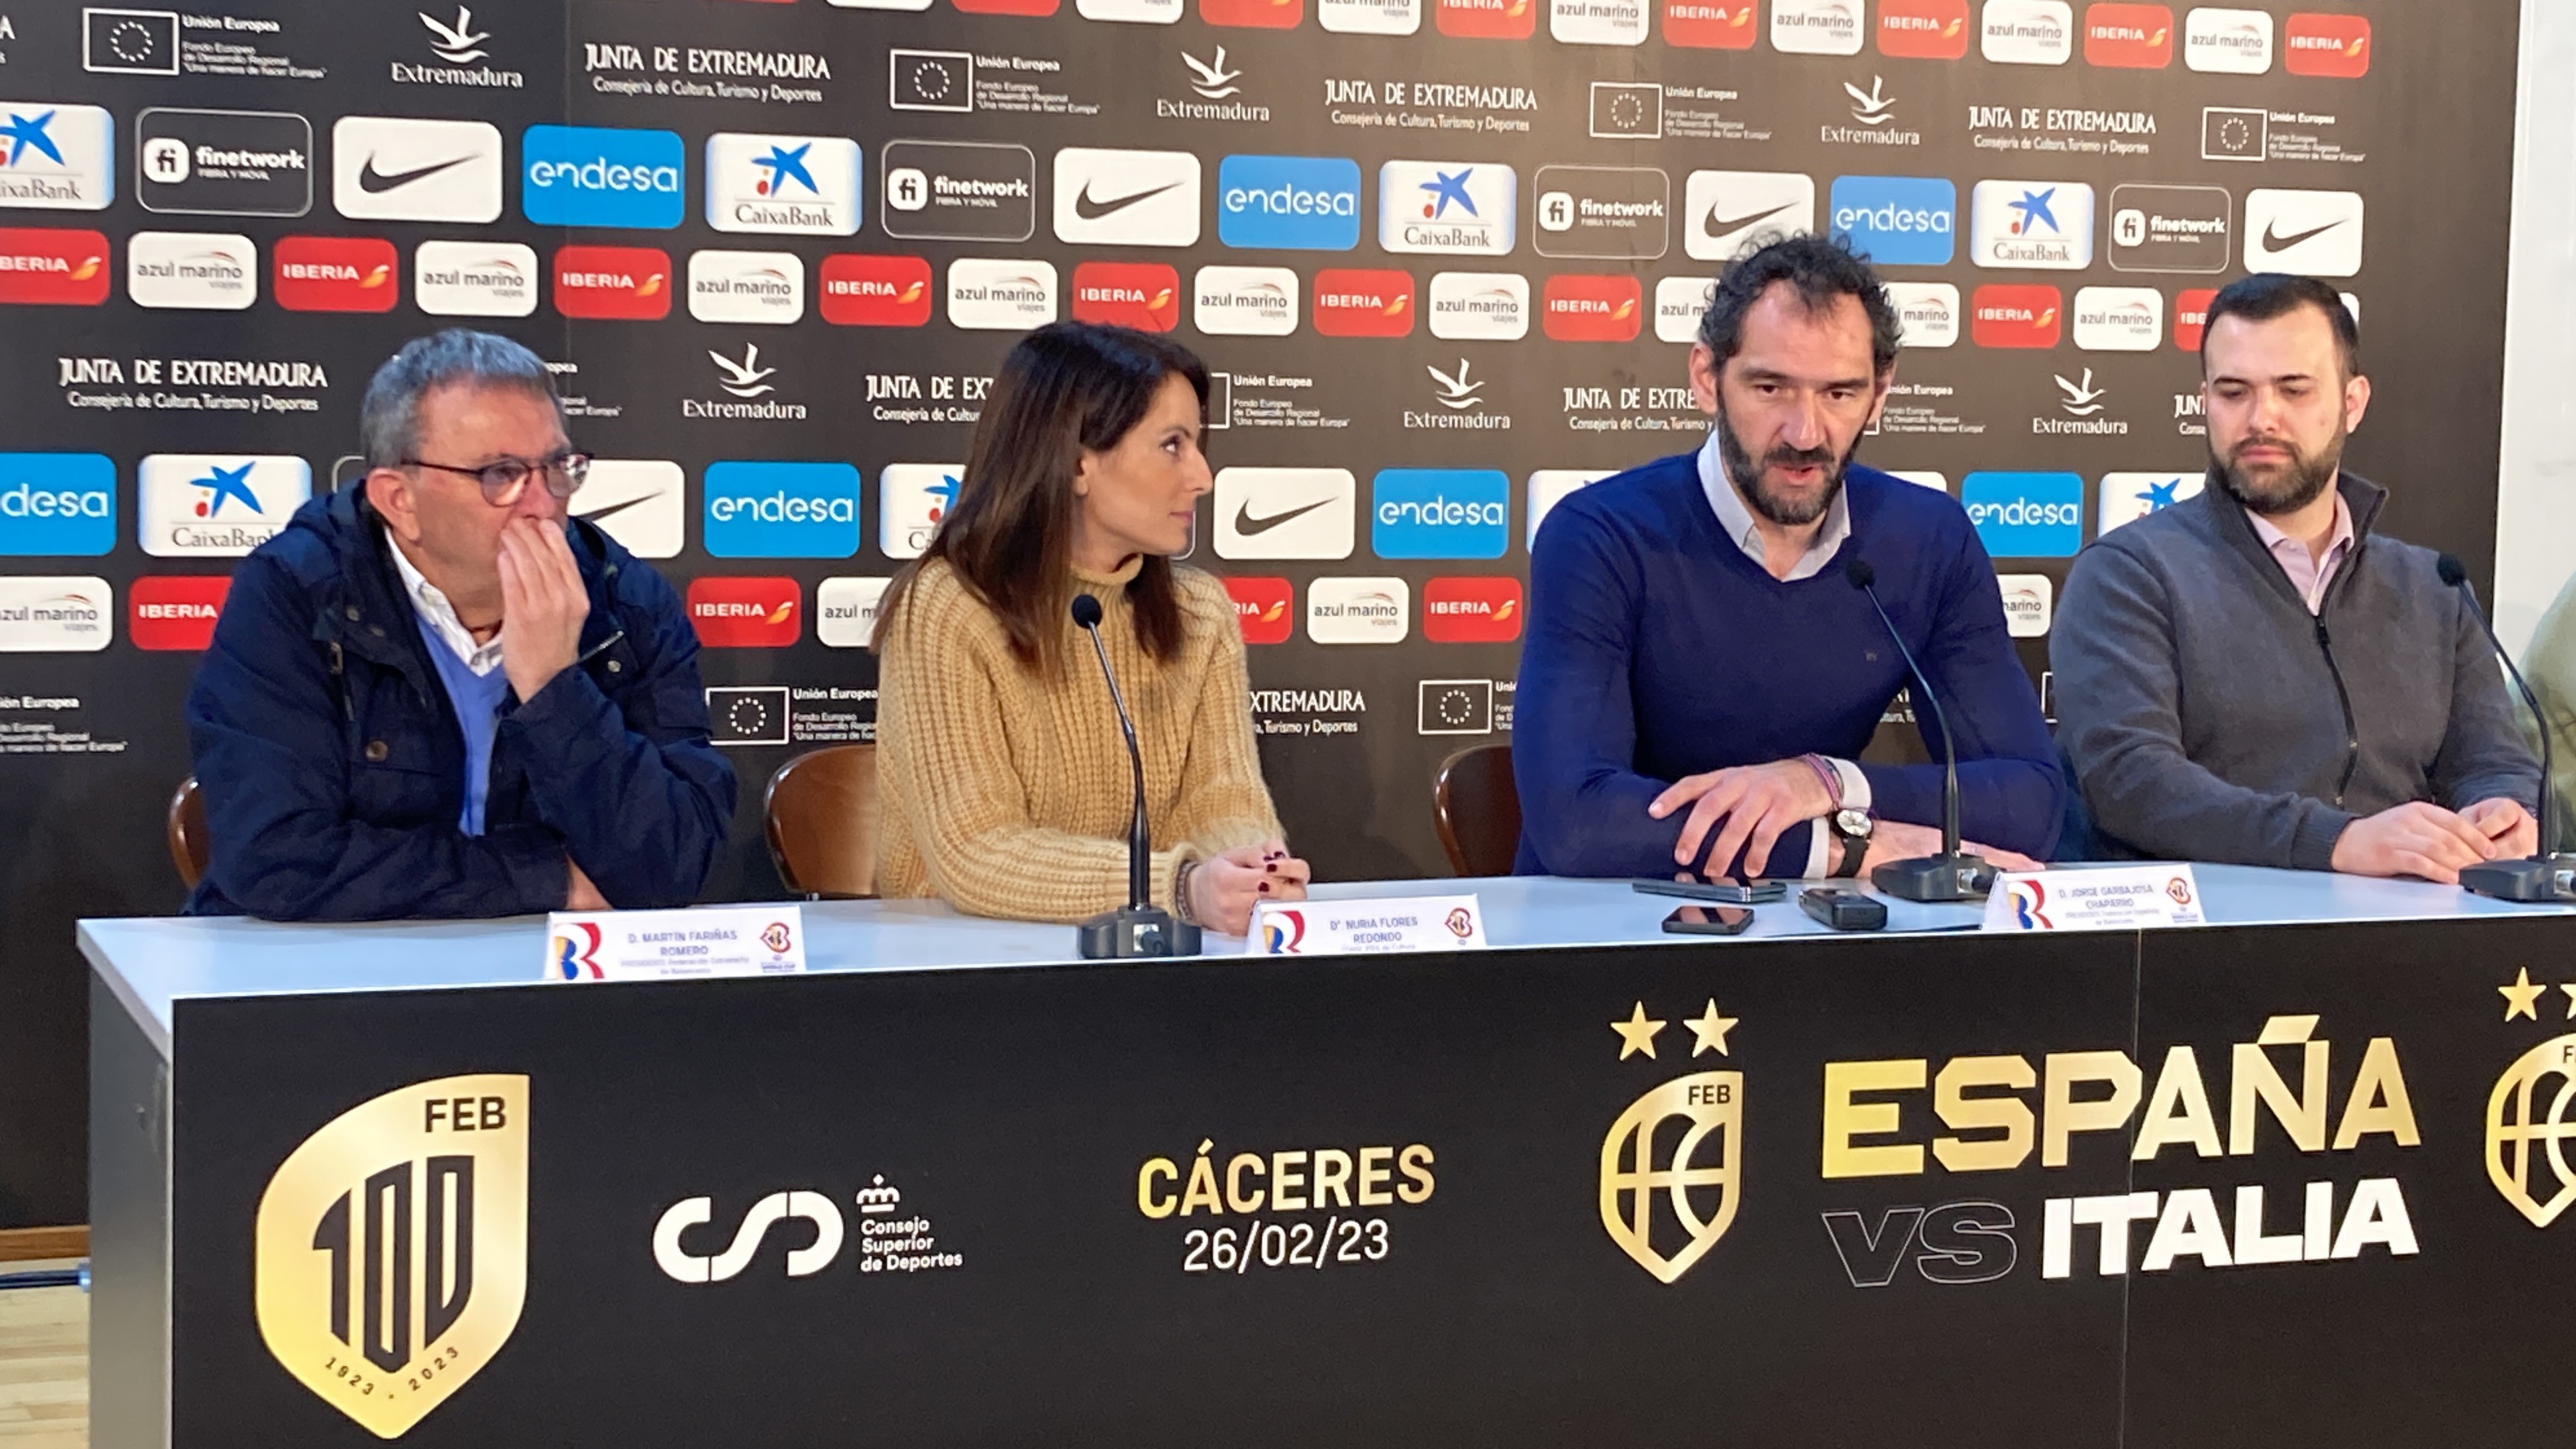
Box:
254 1074 529 1438
1602 999 1744 1283
0 103 115 211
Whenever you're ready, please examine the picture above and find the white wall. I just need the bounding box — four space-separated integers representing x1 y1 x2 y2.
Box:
2493 0 2576 652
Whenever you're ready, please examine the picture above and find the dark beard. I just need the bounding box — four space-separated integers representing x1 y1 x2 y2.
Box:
1713 399 1858 528
2214 424 2345 517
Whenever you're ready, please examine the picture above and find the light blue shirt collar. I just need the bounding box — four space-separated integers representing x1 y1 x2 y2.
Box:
1696 427 1851 584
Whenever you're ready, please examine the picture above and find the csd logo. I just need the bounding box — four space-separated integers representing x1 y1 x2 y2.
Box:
2487 1033 2576 1228
254 1075 529 1438
1600 1071 1742 1283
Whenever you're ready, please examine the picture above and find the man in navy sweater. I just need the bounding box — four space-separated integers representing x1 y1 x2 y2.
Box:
1515 234 2062 880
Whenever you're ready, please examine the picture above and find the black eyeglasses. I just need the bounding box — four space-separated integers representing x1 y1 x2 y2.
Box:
402 451 591 506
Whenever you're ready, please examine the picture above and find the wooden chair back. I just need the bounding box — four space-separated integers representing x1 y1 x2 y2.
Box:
762 745 881 898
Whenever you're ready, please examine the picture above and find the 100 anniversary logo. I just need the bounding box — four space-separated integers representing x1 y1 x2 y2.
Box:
254 1074 529 1438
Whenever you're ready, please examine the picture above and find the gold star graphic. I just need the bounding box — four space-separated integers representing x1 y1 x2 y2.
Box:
1611 1002 1666 1060
2561 983 2576 1020
2501 967 2545 1022
1684 1000 1739 1057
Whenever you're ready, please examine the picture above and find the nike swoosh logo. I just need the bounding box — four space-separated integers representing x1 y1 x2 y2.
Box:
359 152 475 195
1074 178 1181 221
1703 201 1794 236
1233 498 1331 536
575 494 657 525
2260 217 2345 252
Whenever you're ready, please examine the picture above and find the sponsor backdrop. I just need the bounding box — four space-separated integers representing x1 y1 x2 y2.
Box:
0 0 2522 1226
148 918 2576 1443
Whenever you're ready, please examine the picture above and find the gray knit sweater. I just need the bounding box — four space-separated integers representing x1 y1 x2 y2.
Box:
2051 472 2539 869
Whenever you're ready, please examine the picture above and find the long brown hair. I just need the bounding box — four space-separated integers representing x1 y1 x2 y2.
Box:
873 321 1208 674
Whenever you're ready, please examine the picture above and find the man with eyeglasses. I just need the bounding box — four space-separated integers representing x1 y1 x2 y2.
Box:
183 329 735 920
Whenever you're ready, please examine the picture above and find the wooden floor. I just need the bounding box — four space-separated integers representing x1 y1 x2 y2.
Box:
0 1263 85 1448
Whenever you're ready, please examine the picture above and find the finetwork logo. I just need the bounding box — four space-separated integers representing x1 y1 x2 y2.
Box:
523 125 686 229
1534 165 1669 260
1970 180 2095 269
399 6 525 88
0 453 117 556
1429 271 1529 341
0 104 115 211
1828 174 1955 266
332 116 501 224
1216 467 1356 560
690 342 808 420
137 107 313 218
2040 368 2128 435
879 463 963 559
1686 170 1817 262
1194 264 1299 336
2097 471 2201 534
1372 468 1510 559
881 140 1037 244
1218 155 1363 251
1379 160 1517 256
705 133 860 237
1825 76 1922 146
0 227 112 306
688 250 805 325
2108 183 2230 273
704 461 861 559
1962 471 2083 557
417 239 537 318
138 453 310 557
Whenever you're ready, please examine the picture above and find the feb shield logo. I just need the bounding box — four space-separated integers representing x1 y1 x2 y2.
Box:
1600 1071 1741 1283
2487 1034 2576 1228
256 1074 529 1438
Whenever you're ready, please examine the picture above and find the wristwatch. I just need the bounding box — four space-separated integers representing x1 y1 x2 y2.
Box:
1826 808 1874 879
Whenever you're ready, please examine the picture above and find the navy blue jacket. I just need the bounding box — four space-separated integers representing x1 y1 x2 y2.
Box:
184 488 735 920
1513 452 2062 877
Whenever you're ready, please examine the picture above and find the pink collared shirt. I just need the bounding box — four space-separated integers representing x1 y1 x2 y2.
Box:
2248 492 2355 615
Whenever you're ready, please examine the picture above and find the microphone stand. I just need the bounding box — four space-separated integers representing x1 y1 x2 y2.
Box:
1844 559 1996 902
1071 593 1204 957
2440 555 2573 902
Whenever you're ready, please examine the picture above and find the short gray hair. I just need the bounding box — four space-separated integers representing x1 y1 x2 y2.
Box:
359 329 563 468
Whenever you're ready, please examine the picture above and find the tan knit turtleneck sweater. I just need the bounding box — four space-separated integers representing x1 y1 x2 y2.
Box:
872 555 1285 922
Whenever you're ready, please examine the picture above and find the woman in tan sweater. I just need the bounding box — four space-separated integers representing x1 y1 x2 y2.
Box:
871 322 1312 934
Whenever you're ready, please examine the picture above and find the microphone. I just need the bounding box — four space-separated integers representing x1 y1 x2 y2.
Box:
2436 554 2569 902
1843 559 1994 902
1069 592 1202 957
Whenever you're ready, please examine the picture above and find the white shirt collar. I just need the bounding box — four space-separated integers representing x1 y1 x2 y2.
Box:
1696 428 1852 583
385 534 506 676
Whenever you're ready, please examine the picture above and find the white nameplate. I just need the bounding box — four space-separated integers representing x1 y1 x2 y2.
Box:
1248 894 1489 955
545 905 808 980
1982 865 2206 932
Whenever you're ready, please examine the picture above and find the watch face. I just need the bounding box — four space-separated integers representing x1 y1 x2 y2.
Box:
1835 809 1873 839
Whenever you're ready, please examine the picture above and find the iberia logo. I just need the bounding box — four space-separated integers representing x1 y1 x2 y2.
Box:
1438 0 1537 40
1313 268 1415 337
1875 0 1968 58
1224 576 1294 645
552 920 605 979
0 227 110 306
1543 274 1643 342
1665 0 1757 48
2284 11 2369 76
274 236 400 313
2173 286 2218 352
819 254 932 327
686 577 802 647
130 576 230 651
1071 262 1181 333
1201 0 1302 28
1971 284 2063 348
553 245 672 321
1424 576 1523 643
2083 2 2173 67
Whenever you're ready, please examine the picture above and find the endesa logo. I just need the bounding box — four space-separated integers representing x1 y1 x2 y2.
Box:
1216 155 1364 252
1543 273 1642 341
1224 576 1295 645
1203 0 1304 28
1971 284 2062 347
0 228 110 305
1878 0 1968 57
1313 268 1416 337
2083 3 2173 67
273 235 397 313
1962 471 2084 557
2173 286 2218 351
130 576 231 651
704 462 862 559
2284 12 2369 77
521 125 686 229
1828 175 1955 266
1664 0 1757 49
686 577 802 648
1439 0 1538 39
553 245 672 321
1372 468 1511 560
0 453 117 557
1071 262 1181 331
1424 576 1523 643
819 254 932 327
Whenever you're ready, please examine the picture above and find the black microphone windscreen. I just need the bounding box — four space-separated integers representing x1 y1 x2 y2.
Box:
1070 593 1104 629
1843 559 1877 590
2436 554 2469 588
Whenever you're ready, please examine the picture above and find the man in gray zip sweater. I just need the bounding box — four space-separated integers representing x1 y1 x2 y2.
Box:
2053 274 2539 882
